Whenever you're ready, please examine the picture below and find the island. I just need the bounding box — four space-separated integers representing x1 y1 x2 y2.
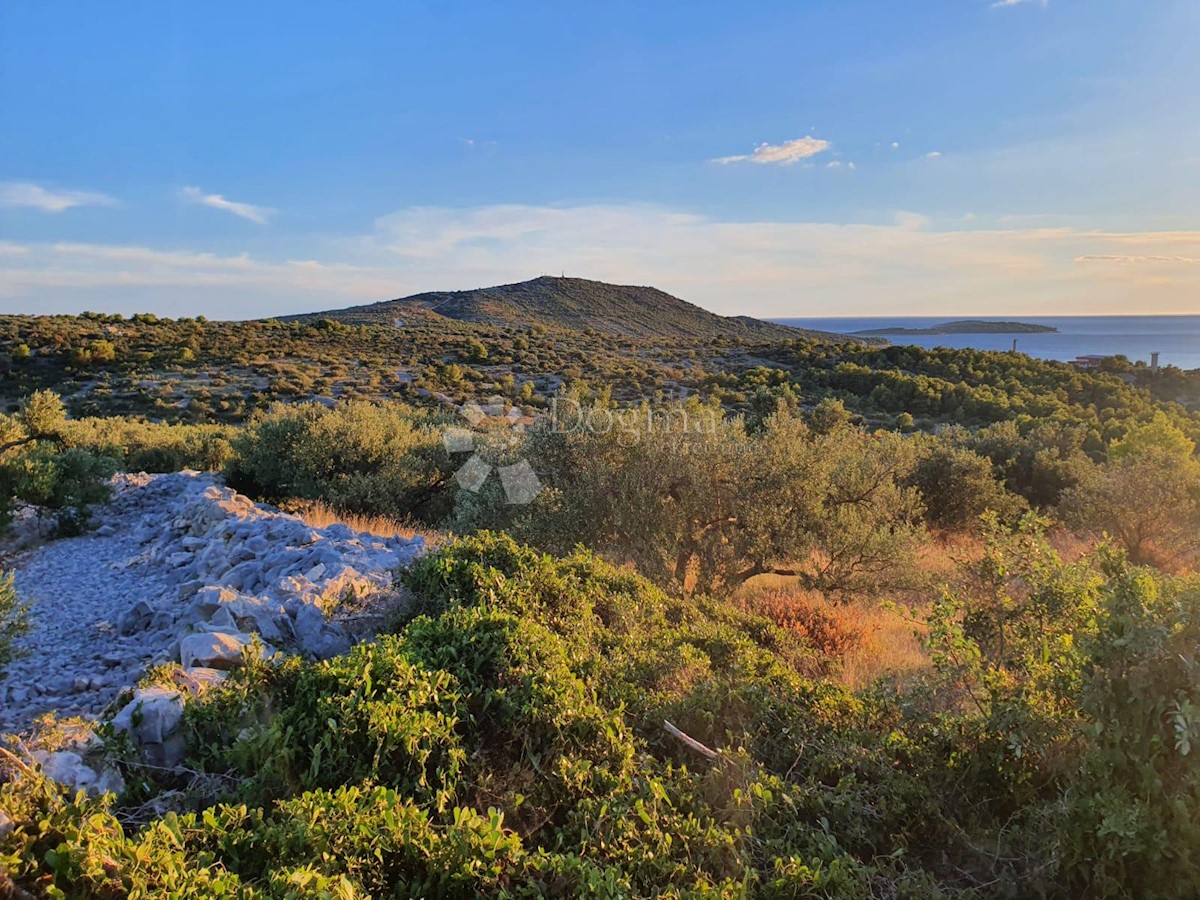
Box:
852 320 1058 336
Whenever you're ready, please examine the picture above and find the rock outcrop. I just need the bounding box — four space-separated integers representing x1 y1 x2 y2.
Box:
1 471 425 785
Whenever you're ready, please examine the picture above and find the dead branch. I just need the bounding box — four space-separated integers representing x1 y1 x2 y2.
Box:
663 720 721 761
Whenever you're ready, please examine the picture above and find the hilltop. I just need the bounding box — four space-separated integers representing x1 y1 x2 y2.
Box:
283 276 850 342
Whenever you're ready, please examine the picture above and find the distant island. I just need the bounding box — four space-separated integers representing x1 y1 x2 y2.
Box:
853 320 1059 336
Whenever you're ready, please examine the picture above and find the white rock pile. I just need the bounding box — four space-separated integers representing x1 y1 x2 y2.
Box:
1 471 425 775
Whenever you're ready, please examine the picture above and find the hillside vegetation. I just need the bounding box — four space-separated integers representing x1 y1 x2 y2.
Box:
283 276 840 342
3 291 1200 897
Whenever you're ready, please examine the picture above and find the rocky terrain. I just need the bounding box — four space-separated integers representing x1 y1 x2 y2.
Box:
1 472 424 788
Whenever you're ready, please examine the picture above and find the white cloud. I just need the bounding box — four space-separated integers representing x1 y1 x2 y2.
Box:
0 182 117 213
992 0 1047 7
4 204 1200 317
826 161 842 169
180 186 275 224
711 136 831 165
891 142 900 150
926 151 943 159
1076 254 1200 265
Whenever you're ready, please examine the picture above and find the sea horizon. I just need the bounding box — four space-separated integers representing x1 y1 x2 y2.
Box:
771 314 1200 371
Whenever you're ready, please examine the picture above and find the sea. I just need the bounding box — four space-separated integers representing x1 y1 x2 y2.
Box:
771 315 1200 371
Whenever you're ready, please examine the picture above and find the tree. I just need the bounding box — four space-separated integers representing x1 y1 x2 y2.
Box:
1109 411 1195 462
89 339 117 363
808 396 852 434
499 404 925 599
909 438 1028 530
1060 447 1200 569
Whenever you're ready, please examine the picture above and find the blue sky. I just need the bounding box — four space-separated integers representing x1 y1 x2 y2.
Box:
1 0 1198 319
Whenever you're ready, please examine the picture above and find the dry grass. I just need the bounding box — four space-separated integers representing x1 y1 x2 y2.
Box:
285 500 443 546
736 577 931 690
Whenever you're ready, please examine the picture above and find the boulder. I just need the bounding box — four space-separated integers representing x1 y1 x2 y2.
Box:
111 686 185 744
179 631 265 670
292 604 351 659
118 599 155 635
30 750 122 796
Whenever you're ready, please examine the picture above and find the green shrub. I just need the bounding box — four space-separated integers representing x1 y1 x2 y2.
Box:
226 400 451 522
0 571 29 678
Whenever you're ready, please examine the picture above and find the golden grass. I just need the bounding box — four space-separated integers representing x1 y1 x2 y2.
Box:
735 577 932 690
729 531 985 692
285 500 443 546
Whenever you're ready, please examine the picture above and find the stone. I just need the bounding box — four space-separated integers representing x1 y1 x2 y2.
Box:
199 606 239 633
118 599 155 635
177 666 228 694
179 631 263 670
2 469 424 737
33 750 97 793
292 604 351 659
191 585 240 618
111 686 185 744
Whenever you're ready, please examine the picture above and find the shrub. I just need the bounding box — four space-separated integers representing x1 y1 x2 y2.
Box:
226 400 451 522
480 404 926 600
0 571 29 678
735 588 866 658
1060 446 1200 568
909 437 1028 529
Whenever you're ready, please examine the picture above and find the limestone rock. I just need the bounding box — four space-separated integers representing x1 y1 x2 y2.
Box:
179 631 264 670
118 599 155 635
111 686 185 744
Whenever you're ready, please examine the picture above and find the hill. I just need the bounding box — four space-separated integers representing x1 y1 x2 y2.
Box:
284 276 851 342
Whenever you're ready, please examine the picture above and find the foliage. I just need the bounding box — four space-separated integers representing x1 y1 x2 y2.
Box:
0 390 116 532
0 571 29 678
466 404 927 600
225 400 452 523
5 532 1200 896
1060 445 1200 568
908 436 1029 529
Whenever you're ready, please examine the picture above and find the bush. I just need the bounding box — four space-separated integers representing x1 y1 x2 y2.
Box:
6 532 1199 896
0 392 118 532
0 571 28 678
909 437 1028 529
60 417 236 472
226 400 451 523
471 404 926 600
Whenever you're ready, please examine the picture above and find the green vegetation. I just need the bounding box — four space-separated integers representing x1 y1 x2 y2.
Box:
285 275 839 342
0 572 27 679
4 287 1200 897
4 531 1200 896
0 390 117 533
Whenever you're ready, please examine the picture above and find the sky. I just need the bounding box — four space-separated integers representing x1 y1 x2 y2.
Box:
1 0 1198 320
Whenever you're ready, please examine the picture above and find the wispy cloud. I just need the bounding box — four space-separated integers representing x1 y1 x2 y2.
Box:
180 186 275 224
711 136 831 165
1076 254 1200 265
4 205 1200 318
991 0 1047 8
0 182 117 213
926 151 943 159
